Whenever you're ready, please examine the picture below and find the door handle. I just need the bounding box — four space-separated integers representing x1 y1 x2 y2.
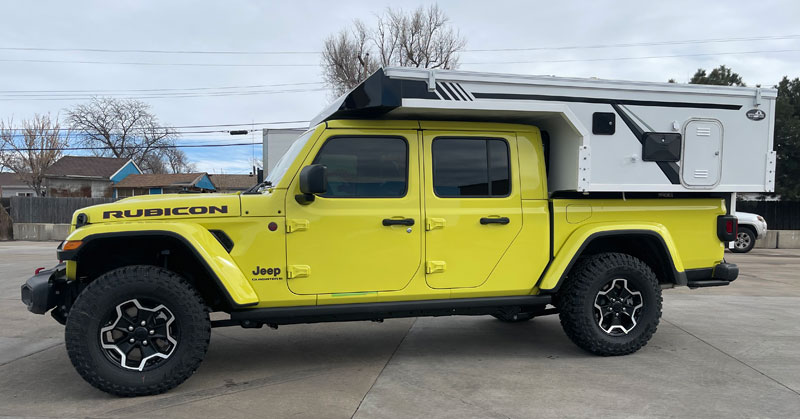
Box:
383 218 415 226
480 217 510 225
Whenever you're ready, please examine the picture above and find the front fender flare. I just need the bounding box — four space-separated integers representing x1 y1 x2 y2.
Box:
60 222 259 307
537 222 685 292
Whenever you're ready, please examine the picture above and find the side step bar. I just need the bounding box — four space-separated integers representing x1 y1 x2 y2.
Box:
213 295 552 328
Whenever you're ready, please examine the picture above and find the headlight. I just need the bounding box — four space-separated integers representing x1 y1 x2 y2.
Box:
757 215 765 222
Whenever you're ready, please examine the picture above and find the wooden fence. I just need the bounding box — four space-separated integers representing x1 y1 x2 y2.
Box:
9 196 116 224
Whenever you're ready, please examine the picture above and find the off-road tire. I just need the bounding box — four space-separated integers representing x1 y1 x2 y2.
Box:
732 226 756 253
557 253 662 356
492 312 536 322
65 265 210 397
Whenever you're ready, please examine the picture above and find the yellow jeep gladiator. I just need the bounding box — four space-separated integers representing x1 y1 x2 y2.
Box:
21 68 772 397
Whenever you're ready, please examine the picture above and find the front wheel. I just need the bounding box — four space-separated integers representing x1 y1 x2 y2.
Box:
65 265 210 396
557 253 662 356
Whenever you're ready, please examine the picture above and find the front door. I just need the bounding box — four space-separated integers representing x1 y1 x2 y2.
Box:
423 131 523 289
285 130 422 295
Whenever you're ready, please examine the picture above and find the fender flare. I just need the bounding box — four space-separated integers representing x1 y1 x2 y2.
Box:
59 222 259 308
537 223 686 293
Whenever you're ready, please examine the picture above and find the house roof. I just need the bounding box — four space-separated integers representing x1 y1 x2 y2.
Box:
114 173 212 189
0 172 29 187
209 174 257 190
46 156 132 179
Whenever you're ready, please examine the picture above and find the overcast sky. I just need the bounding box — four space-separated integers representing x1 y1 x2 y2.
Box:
2 0 799 173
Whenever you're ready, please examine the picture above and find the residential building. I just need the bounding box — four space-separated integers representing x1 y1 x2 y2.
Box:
208 174 257 193
114 173 216 197
45 156 141 198
0 172 37 197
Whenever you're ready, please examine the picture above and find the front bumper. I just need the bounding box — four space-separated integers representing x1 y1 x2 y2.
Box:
20 263 66 314
686 262 739 288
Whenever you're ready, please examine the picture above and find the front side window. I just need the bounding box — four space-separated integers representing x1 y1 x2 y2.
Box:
313 136 407 198
432 138 510 197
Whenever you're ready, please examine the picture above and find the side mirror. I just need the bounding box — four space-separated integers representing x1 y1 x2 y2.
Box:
296 164 327 204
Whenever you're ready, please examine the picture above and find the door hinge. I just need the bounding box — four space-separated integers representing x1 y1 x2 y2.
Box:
425 217 446 231
287 265 310 279
286 219 309 233
426 260 446 274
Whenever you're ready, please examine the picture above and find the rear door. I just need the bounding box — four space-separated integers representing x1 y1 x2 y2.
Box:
422 131 523 289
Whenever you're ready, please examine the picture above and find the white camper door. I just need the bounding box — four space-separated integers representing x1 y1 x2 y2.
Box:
682 120 723 187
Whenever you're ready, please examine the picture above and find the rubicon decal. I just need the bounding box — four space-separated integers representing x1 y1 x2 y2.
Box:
103 205 228 219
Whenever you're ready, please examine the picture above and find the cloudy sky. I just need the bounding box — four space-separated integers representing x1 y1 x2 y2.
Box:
2 0 798 173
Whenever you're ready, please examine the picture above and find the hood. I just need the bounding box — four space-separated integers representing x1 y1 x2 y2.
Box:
72 193 241 226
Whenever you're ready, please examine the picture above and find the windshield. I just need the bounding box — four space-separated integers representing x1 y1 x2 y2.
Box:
265 129 314 187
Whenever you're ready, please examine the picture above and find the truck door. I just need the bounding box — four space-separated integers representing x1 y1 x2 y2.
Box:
284 130 422 295
422 131 523 289
682 119 723 187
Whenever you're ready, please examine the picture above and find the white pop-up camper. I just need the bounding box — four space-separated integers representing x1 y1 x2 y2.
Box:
313 67 776 195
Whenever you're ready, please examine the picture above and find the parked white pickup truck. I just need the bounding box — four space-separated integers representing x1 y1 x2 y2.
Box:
733 211 768 253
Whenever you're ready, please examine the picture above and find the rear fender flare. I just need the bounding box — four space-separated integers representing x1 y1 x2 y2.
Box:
537 223 685 293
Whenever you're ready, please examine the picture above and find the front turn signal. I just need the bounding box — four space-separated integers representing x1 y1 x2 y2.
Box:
62 240 83 251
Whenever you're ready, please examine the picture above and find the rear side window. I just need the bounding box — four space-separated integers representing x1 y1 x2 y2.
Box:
432 138 510 197
313 136 407 198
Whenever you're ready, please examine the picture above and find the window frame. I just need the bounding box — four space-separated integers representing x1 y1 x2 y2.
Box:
311 135 410 199
431 136 512 199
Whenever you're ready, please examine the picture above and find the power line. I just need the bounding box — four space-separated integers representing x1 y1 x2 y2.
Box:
2 48 798 70
462 48 800 65
0 87 327 101
0 58 319 67
463 34 800 52
0 81 323 94
11 142 269 152
1 34 798 55
1 120 310 131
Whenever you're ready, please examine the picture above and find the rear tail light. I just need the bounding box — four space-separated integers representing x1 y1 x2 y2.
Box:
717 215 738 242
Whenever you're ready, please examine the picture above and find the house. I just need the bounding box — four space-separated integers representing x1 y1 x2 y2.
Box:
45 156 141 198
0 172 37 197
114 173 216 197
208 174 257 193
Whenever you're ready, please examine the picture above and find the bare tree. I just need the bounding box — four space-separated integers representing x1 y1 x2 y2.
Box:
0 114 70 196
322 5 466 96
65 97 189 173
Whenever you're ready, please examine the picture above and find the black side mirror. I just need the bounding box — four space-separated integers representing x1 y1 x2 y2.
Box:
296 164 327 204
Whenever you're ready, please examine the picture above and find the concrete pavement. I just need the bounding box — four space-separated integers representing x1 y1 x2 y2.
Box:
1 241 799 418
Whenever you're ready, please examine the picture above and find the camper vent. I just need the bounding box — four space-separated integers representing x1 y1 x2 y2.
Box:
694 169 709 178
696 127 712 137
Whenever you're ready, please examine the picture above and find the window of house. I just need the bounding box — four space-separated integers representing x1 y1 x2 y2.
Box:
312 136 408 198
432 138 510 197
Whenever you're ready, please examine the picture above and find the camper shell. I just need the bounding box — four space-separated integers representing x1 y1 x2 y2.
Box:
313 67 776 195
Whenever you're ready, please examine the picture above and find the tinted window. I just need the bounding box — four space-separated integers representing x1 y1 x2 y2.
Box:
313 137 407 198
432 138 510 197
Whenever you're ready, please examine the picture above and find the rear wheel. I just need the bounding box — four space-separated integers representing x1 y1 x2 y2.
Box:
65 265 210 396
557 253 661 356
732 226 756 253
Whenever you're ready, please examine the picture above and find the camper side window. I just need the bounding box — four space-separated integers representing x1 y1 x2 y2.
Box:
432 138 510 198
